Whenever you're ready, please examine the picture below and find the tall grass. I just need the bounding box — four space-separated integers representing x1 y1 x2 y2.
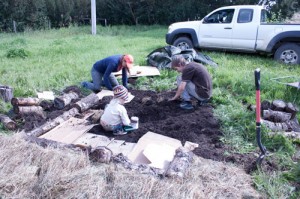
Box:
0 25 300 198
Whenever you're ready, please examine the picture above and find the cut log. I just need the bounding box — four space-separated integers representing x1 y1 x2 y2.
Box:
22 133 91 155
261 100 271 111
262 119 290 132
268 131 300 140
285 102 299 119
27 107 79 137
39 100 53 111
262 118 300 132
14 106 46 118
263 109 292 122
27 92 102 137
74 93 100 113
271 100 286 111
0 114 17 130
22 133 114 163
0 85 13 102
11 97 40 106
54 91 79 110
89 146 113 163
165 147 194 178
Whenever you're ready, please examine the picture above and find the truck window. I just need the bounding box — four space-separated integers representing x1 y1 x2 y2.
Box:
237 9 253 23
261 9 267 22
205 9 235 24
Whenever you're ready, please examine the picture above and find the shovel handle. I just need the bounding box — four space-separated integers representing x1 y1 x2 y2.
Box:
255 68 261 123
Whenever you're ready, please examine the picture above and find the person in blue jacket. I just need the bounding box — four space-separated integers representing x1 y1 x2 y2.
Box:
81 54 134 92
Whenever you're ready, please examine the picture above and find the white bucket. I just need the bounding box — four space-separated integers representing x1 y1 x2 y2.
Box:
131 116 139 129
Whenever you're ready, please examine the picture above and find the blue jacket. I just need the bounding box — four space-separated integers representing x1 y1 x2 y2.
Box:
93 54 128 90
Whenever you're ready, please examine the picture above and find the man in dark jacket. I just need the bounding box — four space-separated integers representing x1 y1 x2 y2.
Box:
81 54 134 92
169 55 212 110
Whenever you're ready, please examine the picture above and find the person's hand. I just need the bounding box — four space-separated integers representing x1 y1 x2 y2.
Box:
168 97 176 101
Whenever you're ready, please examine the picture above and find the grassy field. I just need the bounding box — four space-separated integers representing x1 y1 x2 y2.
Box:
0 25 300 198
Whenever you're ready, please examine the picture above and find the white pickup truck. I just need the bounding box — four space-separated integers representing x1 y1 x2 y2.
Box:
166 5 300 64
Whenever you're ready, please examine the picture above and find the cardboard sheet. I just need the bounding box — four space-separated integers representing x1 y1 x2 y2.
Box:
37 91 55 100
113 66 160 78
287 82 300 89
40 117 95 144
72 133 136 156
127 132 182 169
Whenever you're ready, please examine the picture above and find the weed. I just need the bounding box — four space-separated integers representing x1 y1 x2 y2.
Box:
6 48 30 59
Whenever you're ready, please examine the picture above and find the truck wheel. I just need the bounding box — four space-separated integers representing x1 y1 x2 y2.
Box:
274 43 300 65
173 37 193 50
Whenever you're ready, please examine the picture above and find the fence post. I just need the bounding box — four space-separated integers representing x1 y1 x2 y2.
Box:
13 21 17 33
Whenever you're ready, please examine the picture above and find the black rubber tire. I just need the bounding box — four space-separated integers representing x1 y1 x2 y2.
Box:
274 43 300 65
173 37 193 50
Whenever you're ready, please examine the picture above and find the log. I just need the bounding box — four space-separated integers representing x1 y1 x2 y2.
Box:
14 106 46 119
39 100 53 111
261 100 271 111
0 114 17 130
54 91 79 110
285 102 299 119
268 131 300 140
89 146 113 163
74 93 100 113
262 119 289 132
271 100 286 111
0 85 13 102
27 92 101 137
263 109 292 122
22 133 113 163
11 97 40 106
262 119 300 132
165 147 194 178
112 153 163 177
27 107 79 137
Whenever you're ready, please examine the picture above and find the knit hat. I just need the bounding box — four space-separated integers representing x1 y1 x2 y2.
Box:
123 54 134 69
113 85 128 100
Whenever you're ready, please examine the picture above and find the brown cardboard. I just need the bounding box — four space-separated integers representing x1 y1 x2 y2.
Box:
113 66 160 78
127 132 182 169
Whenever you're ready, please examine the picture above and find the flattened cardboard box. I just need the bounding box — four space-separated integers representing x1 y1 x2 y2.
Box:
127 132 182 170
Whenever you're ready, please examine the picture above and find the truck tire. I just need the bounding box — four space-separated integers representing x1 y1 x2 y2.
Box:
173 37 193 50
274 43 300 65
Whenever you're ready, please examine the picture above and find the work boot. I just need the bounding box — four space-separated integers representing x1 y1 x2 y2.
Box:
198 99 209 106
180 101 194 110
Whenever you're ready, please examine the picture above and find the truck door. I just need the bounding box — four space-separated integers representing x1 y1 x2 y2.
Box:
231 8 258 51
199 9 235 49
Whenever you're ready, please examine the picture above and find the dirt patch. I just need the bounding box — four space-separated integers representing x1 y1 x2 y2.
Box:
16 86 274 173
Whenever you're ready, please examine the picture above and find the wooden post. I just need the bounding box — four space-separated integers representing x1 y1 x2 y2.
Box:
0 85 13 102
91 0 96 35
13 21 17 33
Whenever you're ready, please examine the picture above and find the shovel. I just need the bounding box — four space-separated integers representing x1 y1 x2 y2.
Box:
255 68 267 166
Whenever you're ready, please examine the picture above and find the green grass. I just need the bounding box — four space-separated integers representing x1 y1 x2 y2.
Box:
0 25 300 198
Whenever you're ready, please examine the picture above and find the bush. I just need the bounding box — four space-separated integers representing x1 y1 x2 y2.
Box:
6 48 30 59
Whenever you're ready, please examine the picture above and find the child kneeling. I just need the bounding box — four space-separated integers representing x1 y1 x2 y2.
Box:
100 85 131 135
